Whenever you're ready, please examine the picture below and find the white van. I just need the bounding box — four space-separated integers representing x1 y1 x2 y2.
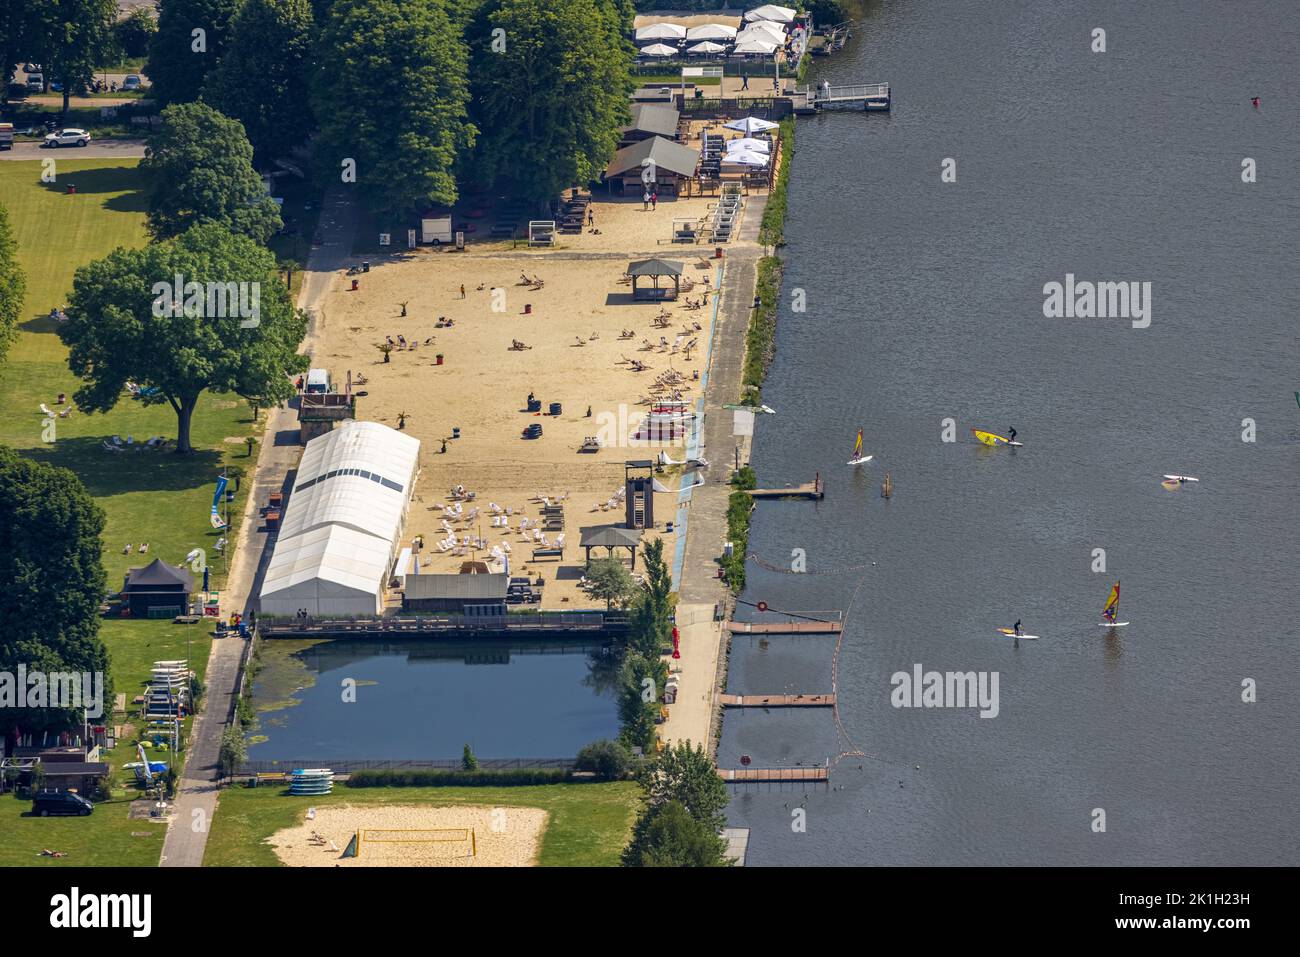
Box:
305 368 330 394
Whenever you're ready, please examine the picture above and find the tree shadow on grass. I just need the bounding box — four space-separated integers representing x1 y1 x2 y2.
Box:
37 164 148 213
22 435 226 498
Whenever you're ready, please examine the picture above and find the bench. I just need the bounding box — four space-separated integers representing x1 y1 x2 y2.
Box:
254 772 288 786
531 547 564 560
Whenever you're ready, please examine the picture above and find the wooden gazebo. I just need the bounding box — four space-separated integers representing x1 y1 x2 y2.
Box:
628 258 685 301
580 524 645 568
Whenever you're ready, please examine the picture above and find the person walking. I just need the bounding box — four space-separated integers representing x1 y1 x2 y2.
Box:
651 190 658 210
741 74 749 91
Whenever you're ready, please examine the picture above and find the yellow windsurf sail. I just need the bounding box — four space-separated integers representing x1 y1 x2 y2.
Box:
853 429 863 456
1101 581 1120 623
971 428 1008 447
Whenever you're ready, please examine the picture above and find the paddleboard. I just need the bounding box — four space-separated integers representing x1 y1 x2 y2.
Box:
847 455 873 466
971 428 1023 448
995 628 1039 639
1098 622 1130 627
1162 474 1198 482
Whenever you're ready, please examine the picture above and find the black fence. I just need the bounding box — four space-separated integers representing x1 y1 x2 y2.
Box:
238 758 576 774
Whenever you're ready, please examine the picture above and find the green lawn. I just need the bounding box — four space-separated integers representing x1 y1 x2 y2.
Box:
0 792 169 867
204 782 643 867
0 159 261 864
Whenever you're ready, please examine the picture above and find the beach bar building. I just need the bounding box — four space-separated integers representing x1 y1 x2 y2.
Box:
259 421 420 618
402 573 509 614
619 103 682 146
605 136 700 195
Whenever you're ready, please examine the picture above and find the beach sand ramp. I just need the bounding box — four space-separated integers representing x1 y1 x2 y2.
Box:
267 805 548 867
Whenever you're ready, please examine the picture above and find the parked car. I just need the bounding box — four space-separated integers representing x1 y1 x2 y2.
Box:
23 63 40 74
26 74 44 93
123 75 142 91
32 790 94 817
43 128 91 148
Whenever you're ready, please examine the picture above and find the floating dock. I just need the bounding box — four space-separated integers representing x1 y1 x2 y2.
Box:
747 473 824 500
791 82 891 114
727 620 842 634
718 767 829 783
720 693 835 708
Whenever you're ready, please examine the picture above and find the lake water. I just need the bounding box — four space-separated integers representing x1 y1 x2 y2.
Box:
247 638 620 761
720 0 1299 865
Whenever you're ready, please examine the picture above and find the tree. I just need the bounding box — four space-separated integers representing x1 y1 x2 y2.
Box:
617 651 664 754
146 0 245 106
0 3 40 105
203 0 315 163
140 102 283 243
461 744 478 771
0 202 26 367
575 739 632 779
624 538 673 659
115 8 159 60
59 222 308 452
622 800 729 867
31 0 117 116
639 741 728 832
585 557 635 611
313 0 475 218
467 0 632 199
218 725 247 776
0 447 112 735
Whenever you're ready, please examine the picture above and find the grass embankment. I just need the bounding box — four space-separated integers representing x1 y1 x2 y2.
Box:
722 120 797 592
0 159 263 863
203 782 643 867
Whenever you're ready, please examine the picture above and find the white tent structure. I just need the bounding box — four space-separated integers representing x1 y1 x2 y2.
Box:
723 149 769 167
744 5 796 23
737 21 787 43
687 40 728 55
726 137 771 153
686 24 738 42
732 37 781 55
259 421 421 617
724 115 779 133
640 42 679 57
635 23 687 42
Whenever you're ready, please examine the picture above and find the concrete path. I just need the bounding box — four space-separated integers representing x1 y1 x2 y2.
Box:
160 189 357 867
0 139 147 160
662 239 763 752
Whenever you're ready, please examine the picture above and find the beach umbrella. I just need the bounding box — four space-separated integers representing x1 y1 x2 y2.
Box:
686 23 738 42
640 43 679 57
687 40 728 55
732 37 780 55
737 21 787 43
724 116 779 133
635 23 687 41
726 137 771 153
723 149 769 167
744 5 796 23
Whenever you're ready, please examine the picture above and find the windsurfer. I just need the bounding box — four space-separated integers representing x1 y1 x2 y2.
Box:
1013 619 1022 637
1008 427 1017 443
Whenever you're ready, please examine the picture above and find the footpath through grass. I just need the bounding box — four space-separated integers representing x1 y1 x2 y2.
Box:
0 159 262 863
204 782 642 867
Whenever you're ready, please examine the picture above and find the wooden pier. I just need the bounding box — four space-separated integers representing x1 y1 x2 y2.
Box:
747 473 824 500
727 620 842 635
718 767 829 783
720 693 835 708
791 82 891 114
809 21 852 57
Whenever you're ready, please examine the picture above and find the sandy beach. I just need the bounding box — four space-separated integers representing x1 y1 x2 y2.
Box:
312 162 769 607
267 804 548 867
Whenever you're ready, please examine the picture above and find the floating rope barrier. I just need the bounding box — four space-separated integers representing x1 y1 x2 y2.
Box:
748 553 879 576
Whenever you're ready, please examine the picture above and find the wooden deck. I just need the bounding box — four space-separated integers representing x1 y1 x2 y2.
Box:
727 620 842 634
718 767 829 783
791 82 891 114
720 693 835 708
747 474 823 500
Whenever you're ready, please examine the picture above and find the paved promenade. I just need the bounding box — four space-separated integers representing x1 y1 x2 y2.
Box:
662 200 766 751
160 190 357 866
